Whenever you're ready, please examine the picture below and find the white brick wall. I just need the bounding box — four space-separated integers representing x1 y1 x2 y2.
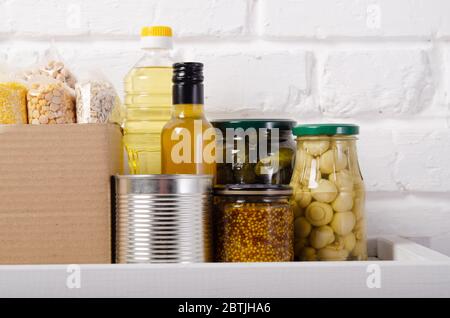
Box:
321 49 435 117
1 0 450 255
261 0 450 38
198 50 314 114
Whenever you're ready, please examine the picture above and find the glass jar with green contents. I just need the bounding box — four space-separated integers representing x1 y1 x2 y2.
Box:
291 124 367 261
212 119 297 185
214 185 294 262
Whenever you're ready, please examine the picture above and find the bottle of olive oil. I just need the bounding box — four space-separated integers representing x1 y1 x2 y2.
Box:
161 63 216 175
123 26 174 174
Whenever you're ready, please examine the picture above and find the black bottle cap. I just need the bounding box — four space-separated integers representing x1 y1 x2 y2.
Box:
173 62 204 84
173 62 204 105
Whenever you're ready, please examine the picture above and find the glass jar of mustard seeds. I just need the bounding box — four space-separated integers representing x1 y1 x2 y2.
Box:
213 185 294 263
291 124 367 261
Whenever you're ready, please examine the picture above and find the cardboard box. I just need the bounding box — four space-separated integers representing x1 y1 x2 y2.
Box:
0 124 122 264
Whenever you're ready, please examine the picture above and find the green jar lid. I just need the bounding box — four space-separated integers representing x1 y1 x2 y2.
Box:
293 124 360 136
212 119 297 131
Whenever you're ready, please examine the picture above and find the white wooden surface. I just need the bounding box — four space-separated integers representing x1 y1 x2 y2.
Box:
0 236 449 298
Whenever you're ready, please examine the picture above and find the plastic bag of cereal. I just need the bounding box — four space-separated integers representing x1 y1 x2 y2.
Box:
0 64 28 124
26 76 76 125
75 71 121 124
23 47 77 89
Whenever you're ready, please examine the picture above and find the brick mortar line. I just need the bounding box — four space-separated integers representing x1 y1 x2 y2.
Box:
0 34 449 46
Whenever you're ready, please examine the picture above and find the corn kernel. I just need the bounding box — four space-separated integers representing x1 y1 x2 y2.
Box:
0 82 28 124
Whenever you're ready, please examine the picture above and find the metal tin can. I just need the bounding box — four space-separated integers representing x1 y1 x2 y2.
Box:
115 175 213 264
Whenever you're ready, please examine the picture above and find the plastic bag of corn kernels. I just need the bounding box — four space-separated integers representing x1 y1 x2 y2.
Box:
23 47 77 89
26 76 76 125
75 71 122 124
0 65 28 124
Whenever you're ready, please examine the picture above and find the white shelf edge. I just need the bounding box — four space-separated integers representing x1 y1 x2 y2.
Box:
377 235 450 262
0 236 448 298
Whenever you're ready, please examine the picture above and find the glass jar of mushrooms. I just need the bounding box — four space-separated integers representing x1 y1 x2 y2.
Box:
291 124 367 261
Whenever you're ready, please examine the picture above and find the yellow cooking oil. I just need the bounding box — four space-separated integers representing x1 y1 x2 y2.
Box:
124 66 172 174
123 26 174 174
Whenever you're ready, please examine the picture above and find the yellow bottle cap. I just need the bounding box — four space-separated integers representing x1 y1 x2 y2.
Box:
141 26 173 37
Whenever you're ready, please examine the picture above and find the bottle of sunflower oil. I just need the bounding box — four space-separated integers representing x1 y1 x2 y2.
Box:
123 26 174 174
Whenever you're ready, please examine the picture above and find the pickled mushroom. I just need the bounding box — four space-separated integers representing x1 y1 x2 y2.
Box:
310 226 335 249
330 212 356 236
301 161 321 188
294 189 312 208
292 201 304 219
303 140 330 156
305 202 334 226
327 235 346 251
319 149 348 174
329 170 354 192
311 179 338 203
295 150 313 171
300 247 317 261
295 217 312 238
295 238 309 256
318 246 349 261
332 192 354 212
342 233 357 252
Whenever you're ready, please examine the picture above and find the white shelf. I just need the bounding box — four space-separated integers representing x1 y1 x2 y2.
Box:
0 236 449 298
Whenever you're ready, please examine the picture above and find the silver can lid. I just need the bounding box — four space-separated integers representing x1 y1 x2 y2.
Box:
115 175 213 195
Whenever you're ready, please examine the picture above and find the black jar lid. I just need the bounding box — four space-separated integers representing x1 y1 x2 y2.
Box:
212 119 297 131
214 184 293 196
